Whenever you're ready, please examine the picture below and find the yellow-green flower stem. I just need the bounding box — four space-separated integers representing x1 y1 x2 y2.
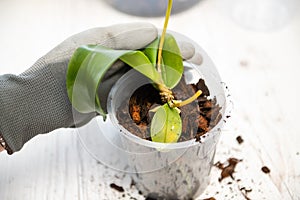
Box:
156 0 201 110
170 90 202 108
156 0 174 102
157 0 173 74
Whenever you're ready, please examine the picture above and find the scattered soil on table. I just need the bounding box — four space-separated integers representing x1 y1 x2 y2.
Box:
116 77 223 142
145 197 160 200
240 60 249 68
110 183 124 193
236 136 244 144
214 158 253 199
214 158 242 182
261 166 271 174
239 187 252 200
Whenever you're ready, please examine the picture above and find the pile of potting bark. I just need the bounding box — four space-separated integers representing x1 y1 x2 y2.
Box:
116 77 223 142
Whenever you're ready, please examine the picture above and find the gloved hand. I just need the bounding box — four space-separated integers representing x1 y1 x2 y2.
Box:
0 22 199 154
0 23 158 154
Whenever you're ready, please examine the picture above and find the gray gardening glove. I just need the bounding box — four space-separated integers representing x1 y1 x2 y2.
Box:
0 22 199 155
0 23 158 154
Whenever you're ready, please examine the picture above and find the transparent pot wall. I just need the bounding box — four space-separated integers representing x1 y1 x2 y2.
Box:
104 0 201 17
76 31 227 199
108 31 226 199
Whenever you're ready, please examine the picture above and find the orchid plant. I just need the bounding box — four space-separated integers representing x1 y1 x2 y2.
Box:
66 0 202 143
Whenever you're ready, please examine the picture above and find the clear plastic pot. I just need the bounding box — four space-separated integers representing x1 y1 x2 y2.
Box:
108 34 226 199
104 0 201 17
76 31 227 199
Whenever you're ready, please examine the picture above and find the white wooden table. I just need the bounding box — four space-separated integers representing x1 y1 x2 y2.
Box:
1 0 299 199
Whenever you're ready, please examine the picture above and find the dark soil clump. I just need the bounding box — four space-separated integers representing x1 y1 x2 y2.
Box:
236 136 244 144
110 183 125 192
261 166 271 174
116 77 222 142
214 158 242 182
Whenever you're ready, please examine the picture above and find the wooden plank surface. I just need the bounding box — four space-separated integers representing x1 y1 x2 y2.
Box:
0 0 299 199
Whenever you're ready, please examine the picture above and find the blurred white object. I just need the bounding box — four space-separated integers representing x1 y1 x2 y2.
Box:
219 0 299 31
104 0 201 17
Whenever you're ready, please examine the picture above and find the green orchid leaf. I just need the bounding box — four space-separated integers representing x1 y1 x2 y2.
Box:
151 104 182 143
66 45 92 99
67 45 130 116
120 51 161 84
67 44 160 116
142 34 183 89
161 33 183 89
143 37 160 65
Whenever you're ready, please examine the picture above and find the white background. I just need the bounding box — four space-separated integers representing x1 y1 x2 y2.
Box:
0 0 300 199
